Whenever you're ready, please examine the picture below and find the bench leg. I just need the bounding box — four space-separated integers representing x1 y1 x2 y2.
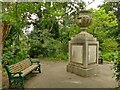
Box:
9 80 12 88
8 79 12 88
9 78 24 89
9 79 18 88
38 65 41 73
20 78 24 89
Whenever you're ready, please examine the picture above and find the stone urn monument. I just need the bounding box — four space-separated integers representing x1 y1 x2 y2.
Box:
67 10 99 77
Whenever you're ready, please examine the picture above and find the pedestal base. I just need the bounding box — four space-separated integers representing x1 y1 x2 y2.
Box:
67 63 98 77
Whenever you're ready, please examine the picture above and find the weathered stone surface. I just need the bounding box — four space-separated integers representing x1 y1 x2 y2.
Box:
72 45 83 64
71 31 96 43
76 10 92 30
67 33 99 77
67 62 99 77
67 10 99 77
88 45 97 64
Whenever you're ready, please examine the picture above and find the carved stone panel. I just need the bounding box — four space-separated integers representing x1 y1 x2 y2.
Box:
88 45 97 64
71 45 83 64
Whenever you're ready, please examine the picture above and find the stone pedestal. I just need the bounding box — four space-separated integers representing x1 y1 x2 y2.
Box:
67 63 98 77
67 10 99 77
67 31 99 77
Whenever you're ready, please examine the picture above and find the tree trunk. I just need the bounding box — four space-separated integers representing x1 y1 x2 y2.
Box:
0 23 3 58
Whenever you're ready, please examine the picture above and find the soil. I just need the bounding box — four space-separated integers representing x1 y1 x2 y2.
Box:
1 60 118 88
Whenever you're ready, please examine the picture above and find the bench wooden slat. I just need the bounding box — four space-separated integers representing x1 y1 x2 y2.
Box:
9 63 22 73
14 64 38 77
19 59 32 70
22 64 38 76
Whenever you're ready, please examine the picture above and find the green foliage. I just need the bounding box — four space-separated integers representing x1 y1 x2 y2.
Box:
26 2 85 60
88 9 118 61
28 28 68 60
113 51 120 82
2 2 119 63
102 51 118 61
88 9 118 38
102 38 118 52
2 28 29 66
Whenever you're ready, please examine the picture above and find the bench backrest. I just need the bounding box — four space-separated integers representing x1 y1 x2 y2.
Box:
9 63 22 73
19 59 32 70
6 59 32 73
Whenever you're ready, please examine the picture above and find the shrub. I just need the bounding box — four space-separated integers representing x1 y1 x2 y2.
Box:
102 51 118 62
2 33 29 67
113 51 120 88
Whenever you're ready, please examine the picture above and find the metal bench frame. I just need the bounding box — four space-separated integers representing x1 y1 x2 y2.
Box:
5 58 41 89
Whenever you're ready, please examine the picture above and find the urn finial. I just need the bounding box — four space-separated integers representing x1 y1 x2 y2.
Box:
76 10 92 31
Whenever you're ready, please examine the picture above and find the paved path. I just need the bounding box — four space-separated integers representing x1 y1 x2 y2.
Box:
24 60 118 88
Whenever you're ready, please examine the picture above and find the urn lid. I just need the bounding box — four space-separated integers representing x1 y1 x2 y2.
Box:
71 31 96 43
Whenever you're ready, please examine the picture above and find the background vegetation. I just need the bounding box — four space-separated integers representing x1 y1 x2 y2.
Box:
1 1 120 86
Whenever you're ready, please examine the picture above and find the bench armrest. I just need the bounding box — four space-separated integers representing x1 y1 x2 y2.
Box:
10 71 23 77
31 60 40 64
5 65 23 77
10 72 23 74
27 57 40 65
31 61 40 63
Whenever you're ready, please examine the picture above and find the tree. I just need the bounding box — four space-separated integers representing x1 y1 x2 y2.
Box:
2 2 86 62
99 2 120 47
99 1 120 86
88 9 118 61
2 2 33 65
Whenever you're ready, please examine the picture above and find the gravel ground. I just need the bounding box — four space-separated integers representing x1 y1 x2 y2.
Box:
2 60 118 89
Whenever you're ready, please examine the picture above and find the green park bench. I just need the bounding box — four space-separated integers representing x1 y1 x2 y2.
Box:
5 58 41 88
